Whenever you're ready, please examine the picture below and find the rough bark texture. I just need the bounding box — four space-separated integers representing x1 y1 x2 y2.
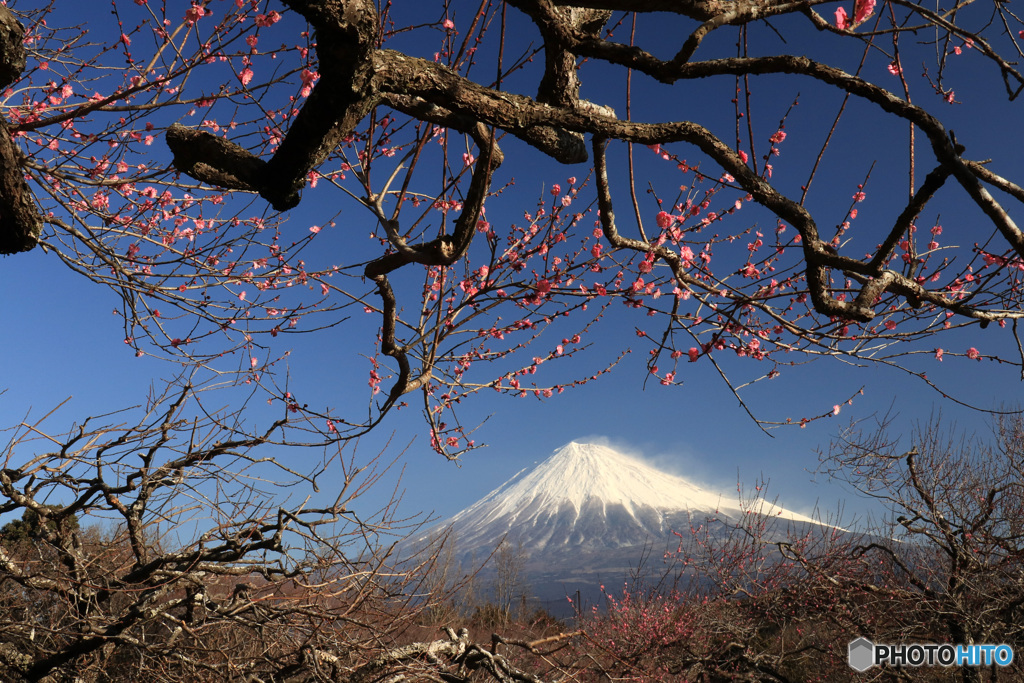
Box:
165 124 267 194
258 0 381 209
0 8 25 89
0 8 40 255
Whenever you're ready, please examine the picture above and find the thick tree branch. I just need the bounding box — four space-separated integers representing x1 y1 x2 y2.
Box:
0 7 41 255
169 0 381 210
547 0 793 21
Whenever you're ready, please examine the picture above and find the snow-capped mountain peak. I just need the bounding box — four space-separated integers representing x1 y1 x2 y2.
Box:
436 442 818 555
485 441 739 518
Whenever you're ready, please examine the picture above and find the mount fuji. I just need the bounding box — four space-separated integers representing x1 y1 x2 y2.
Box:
426 442 827 607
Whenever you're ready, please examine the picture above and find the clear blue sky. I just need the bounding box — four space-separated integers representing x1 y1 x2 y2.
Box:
3 2 1023 534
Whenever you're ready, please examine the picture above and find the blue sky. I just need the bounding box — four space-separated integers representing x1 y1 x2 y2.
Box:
3 2 1024 536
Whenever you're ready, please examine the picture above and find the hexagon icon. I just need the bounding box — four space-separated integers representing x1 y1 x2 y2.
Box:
848 638 875 672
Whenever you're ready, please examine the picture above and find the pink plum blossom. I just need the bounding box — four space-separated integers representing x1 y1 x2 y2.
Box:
834 7 849 29
255 11 281 27
853 0 875 24
185 3 209 25
299 69 319 97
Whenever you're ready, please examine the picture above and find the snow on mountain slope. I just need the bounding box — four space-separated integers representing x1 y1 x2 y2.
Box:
436 441 819 555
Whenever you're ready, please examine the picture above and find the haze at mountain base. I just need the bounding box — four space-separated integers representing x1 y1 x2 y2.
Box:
421 442 829 616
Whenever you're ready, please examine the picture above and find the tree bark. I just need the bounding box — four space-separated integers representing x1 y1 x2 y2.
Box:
0 7 41 255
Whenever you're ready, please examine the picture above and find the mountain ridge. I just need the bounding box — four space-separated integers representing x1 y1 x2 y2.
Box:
416 441 834 615
433 441 820 554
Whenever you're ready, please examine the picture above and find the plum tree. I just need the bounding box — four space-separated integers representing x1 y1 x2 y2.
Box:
3 0 1024 679
2 0 1024 455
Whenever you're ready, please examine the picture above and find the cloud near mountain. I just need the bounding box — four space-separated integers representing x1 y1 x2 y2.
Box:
420 442 827 608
